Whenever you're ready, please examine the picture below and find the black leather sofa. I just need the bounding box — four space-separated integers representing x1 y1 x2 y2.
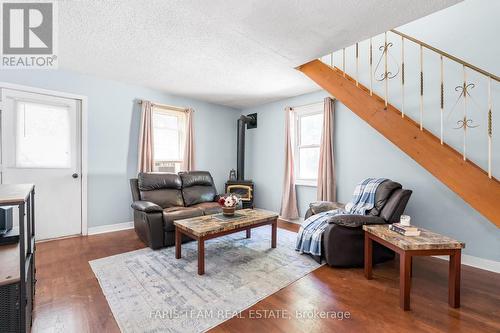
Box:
130 171 222 249
305 180 412 267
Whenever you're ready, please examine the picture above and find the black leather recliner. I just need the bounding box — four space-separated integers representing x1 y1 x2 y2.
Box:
305 180 412 267
130 171 223 249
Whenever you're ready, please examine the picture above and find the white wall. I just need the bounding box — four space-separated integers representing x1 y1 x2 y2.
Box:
0 69 239 227
322 0 500 178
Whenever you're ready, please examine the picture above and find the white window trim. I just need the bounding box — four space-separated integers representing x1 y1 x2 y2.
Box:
292 104 323 187
152 107 186 171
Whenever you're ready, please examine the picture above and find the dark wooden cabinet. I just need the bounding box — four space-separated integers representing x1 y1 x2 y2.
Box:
0 184 35 333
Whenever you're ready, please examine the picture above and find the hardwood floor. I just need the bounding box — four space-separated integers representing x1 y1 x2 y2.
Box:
32 222 500 333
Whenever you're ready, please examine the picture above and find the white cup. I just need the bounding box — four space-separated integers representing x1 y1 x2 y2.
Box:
400 215 411 226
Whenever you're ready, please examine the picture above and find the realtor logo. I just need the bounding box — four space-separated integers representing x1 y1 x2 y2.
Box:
1 1 58 68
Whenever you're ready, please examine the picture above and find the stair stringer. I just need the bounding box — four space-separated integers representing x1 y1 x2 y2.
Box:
298 59 500 228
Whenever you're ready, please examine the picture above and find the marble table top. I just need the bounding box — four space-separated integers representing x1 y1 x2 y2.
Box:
174 208 278 237
363 224 465 251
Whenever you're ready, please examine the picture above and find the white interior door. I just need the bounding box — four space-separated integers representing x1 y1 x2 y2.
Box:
0 88 82 240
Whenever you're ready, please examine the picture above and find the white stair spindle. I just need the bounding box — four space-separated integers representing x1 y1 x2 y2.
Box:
440 56 444 144
342 48 346 77
369 38 373 96
488 77 492 178
401 36 405 118
463 65 467 160
355 43 359 87
384 33 388 108
419 45 424 130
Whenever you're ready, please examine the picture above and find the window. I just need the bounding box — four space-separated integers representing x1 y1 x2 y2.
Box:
152 107 186 173
293 105 323 186
15 101 72 168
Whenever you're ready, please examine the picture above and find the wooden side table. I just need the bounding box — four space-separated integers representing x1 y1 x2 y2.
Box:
363 225 465 311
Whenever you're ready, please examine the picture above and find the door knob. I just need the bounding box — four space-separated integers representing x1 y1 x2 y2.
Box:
72 173 79 179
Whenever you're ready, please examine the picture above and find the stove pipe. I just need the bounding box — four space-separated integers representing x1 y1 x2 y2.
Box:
236 114 256 180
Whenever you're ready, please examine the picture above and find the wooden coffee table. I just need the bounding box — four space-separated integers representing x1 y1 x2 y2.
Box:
363 225 465 311
174 209 278 275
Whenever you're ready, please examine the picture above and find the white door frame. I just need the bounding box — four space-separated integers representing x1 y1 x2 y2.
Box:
0 82 89 236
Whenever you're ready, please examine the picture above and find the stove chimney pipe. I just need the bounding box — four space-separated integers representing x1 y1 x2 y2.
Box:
236 114 257 180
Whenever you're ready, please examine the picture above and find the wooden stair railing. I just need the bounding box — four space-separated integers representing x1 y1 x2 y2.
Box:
298 59 500 227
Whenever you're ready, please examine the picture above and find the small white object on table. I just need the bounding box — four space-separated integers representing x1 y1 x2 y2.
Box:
400 215 411 226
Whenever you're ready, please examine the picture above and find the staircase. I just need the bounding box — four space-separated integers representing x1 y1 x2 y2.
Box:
298 30 500 227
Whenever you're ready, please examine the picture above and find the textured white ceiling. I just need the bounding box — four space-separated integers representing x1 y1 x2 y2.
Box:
58 0 460 108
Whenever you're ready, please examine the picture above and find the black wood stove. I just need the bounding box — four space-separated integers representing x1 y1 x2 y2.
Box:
225 113 257 209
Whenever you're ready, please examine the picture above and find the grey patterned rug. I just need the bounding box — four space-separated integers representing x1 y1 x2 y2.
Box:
90 226 321 333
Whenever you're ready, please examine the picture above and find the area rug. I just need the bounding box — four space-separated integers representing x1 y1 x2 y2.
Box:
89 226 321 333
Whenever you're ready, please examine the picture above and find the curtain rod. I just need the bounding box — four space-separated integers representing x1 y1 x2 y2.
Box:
292 97 335 109
137 99 190 112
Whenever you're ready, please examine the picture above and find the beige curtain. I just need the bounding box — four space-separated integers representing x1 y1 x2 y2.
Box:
317 97 336 201
137 101 154 173
280 107 300 220
181 108 195 171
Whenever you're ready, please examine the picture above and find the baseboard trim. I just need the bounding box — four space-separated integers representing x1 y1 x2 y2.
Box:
433 254 500 274
88 221 134 235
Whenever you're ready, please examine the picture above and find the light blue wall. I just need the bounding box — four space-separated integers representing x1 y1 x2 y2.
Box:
0 69 239 227
242 91 328 218
242 90 500 261
241 0 500 262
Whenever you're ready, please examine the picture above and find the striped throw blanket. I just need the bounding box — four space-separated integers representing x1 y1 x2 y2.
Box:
295 178 387 256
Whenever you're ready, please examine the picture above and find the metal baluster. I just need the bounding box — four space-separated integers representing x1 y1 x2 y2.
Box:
440 56 444 144
342 48 346 77
463 66 467 160
355 43 359 87
419 45 424 130
369 38 373 96
384 33 388 108
330 52 334 68
401 36 405 118
488 77 493 178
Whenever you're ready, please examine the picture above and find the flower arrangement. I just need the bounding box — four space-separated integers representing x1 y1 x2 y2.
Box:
217 194 240 208
218 194 240 216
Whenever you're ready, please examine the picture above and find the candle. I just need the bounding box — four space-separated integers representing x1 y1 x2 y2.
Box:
400 215 411 226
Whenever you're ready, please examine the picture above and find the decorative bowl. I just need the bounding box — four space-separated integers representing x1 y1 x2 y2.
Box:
222 206 236 216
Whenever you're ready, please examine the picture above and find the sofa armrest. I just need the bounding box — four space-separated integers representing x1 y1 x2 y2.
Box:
131 200 163 213
327 215 386 228
133 210 164 249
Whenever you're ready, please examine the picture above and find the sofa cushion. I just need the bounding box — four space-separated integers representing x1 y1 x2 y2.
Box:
182 186 217 206
138 172 182 190
162 207 203 232
368 180 402 216
179 171 217 206
138 173 184 208
191 202 222 215
179 171 214 188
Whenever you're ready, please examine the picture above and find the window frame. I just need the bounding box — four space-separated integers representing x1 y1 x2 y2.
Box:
151 106 186 172
293 104 323 187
